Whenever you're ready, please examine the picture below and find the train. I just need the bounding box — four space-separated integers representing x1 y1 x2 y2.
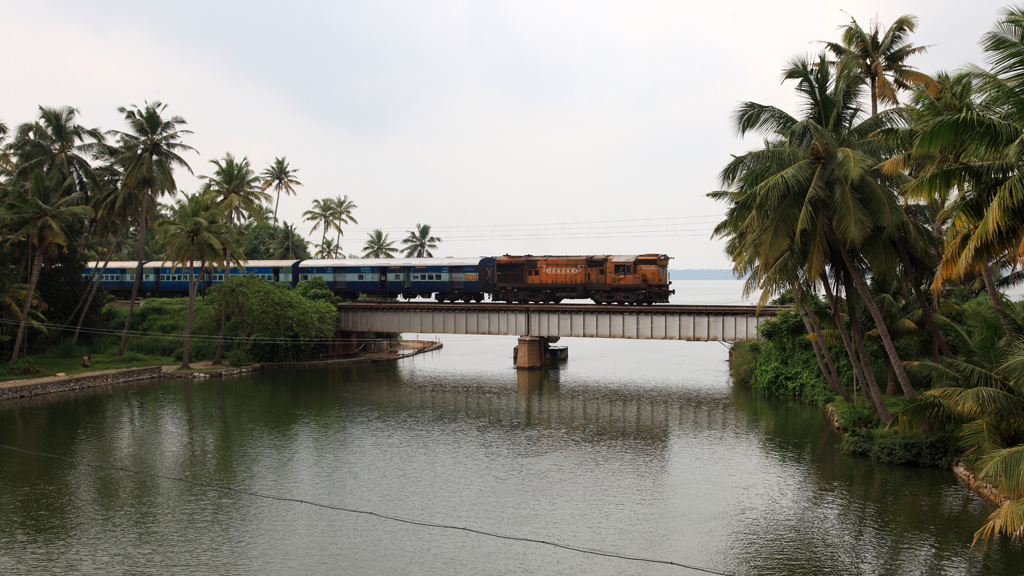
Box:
83 254 673 305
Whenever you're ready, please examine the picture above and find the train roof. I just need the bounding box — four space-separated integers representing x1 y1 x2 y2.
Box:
84 261 148 269
299 257 488 268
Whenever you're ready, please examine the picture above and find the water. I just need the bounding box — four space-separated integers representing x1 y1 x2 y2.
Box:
1 281 1022 575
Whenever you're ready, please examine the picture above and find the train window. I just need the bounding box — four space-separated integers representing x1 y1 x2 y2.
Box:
614 265 632 275
358 274 364 280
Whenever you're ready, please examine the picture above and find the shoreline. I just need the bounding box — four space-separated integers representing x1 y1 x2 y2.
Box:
0 339 442 402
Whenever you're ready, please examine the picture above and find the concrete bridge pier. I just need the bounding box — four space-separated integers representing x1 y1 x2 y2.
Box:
514 336 565 369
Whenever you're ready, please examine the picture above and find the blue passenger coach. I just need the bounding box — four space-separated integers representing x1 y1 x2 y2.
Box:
298 257 496 301
82 261 149 297
209 260 302 287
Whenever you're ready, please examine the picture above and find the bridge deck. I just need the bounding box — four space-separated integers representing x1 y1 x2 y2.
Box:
338 302 783 341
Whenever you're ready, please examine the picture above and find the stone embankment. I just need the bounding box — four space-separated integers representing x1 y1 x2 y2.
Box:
0 340 442 402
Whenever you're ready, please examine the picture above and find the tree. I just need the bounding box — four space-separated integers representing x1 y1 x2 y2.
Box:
10 105 104 199
363 229 396 258
267 221 310 260
315 238 340 259
823 13 933 116
199 152 270 364
328 195 358 250
108 101 194 356
157 193 230 369
711 52 916 420
1 170 92 363
401 223 441 258
897 302 1024 548
303 198 334 249
260 157 302 224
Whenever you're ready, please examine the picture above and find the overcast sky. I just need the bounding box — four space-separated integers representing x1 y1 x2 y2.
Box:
1 0 1008 268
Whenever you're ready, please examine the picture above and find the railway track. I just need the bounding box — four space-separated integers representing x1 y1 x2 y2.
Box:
341 301 787 316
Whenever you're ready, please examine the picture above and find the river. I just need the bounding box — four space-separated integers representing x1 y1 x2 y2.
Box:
1 281 1022 575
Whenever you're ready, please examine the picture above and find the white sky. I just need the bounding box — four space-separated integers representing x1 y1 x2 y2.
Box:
0 0 1006 268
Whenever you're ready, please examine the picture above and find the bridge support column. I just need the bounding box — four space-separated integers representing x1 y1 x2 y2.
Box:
515 336 545 369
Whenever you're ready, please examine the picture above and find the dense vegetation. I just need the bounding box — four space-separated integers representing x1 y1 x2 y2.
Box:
0 98 445 372
715 7 1024 546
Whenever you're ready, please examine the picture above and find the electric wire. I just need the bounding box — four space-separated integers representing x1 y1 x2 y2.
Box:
0 444 746 576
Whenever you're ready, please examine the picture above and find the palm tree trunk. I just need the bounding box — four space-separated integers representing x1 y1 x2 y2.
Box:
11 247 45 365
792 282 851 401
840 270 892 424
274 190 281 224
71 223 126 345
839 243 917 398
212 212 234 365
896 238 953 360
119 191 149 356
181 256 196 370
821 276 885 414
884 355 897 395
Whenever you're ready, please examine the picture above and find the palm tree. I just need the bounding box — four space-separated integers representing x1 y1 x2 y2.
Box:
157 193 230 369
401 223 441 258
10 105 104 199
363 229 396 258
315 238 340 259
329 195 358 250
108 101 194 356
199 153 270 364
260 157 302 224
1 170 93 364
712 52 915 416
897 304 1024 547
302 198 334 249
823 13 933 116
267 221 310 259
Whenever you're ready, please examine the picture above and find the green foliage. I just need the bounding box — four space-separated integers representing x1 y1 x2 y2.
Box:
742 311 841 405
840 428 962 468
293 277 337 304
204 275 337 362
728 341 758 385
832 400 881 429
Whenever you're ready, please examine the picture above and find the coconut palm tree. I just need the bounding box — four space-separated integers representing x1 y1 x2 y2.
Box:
9 105 104 199
260 157 302 224
908 10 1024 330
157 193 230 369
315 238 340 259
199 153 270 364
712 52 915 412
1 170 93 364
823 13 933 116
897 303 1024 547
303 198 334 249
328 195 358 250
108 101 194 356
363 229 396 258
267 221 310 260
401 223 441 258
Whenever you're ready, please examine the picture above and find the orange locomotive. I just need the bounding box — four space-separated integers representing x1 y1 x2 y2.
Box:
493 254 672 304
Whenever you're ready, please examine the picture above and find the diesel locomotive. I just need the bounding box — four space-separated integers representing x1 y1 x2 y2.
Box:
84 254 672 305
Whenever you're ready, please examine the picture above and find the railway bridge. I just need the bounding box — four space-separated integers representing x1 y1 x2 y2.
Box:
337 302 784 368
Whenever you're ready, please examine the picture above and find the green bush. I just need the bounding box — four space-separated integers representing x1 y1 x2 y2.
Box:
840 428 961 468
832 400 881 429
729 341 758 385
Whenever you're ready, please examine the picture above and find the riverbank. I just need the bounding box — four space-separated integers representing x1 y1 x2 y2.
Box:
0 340 441 402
